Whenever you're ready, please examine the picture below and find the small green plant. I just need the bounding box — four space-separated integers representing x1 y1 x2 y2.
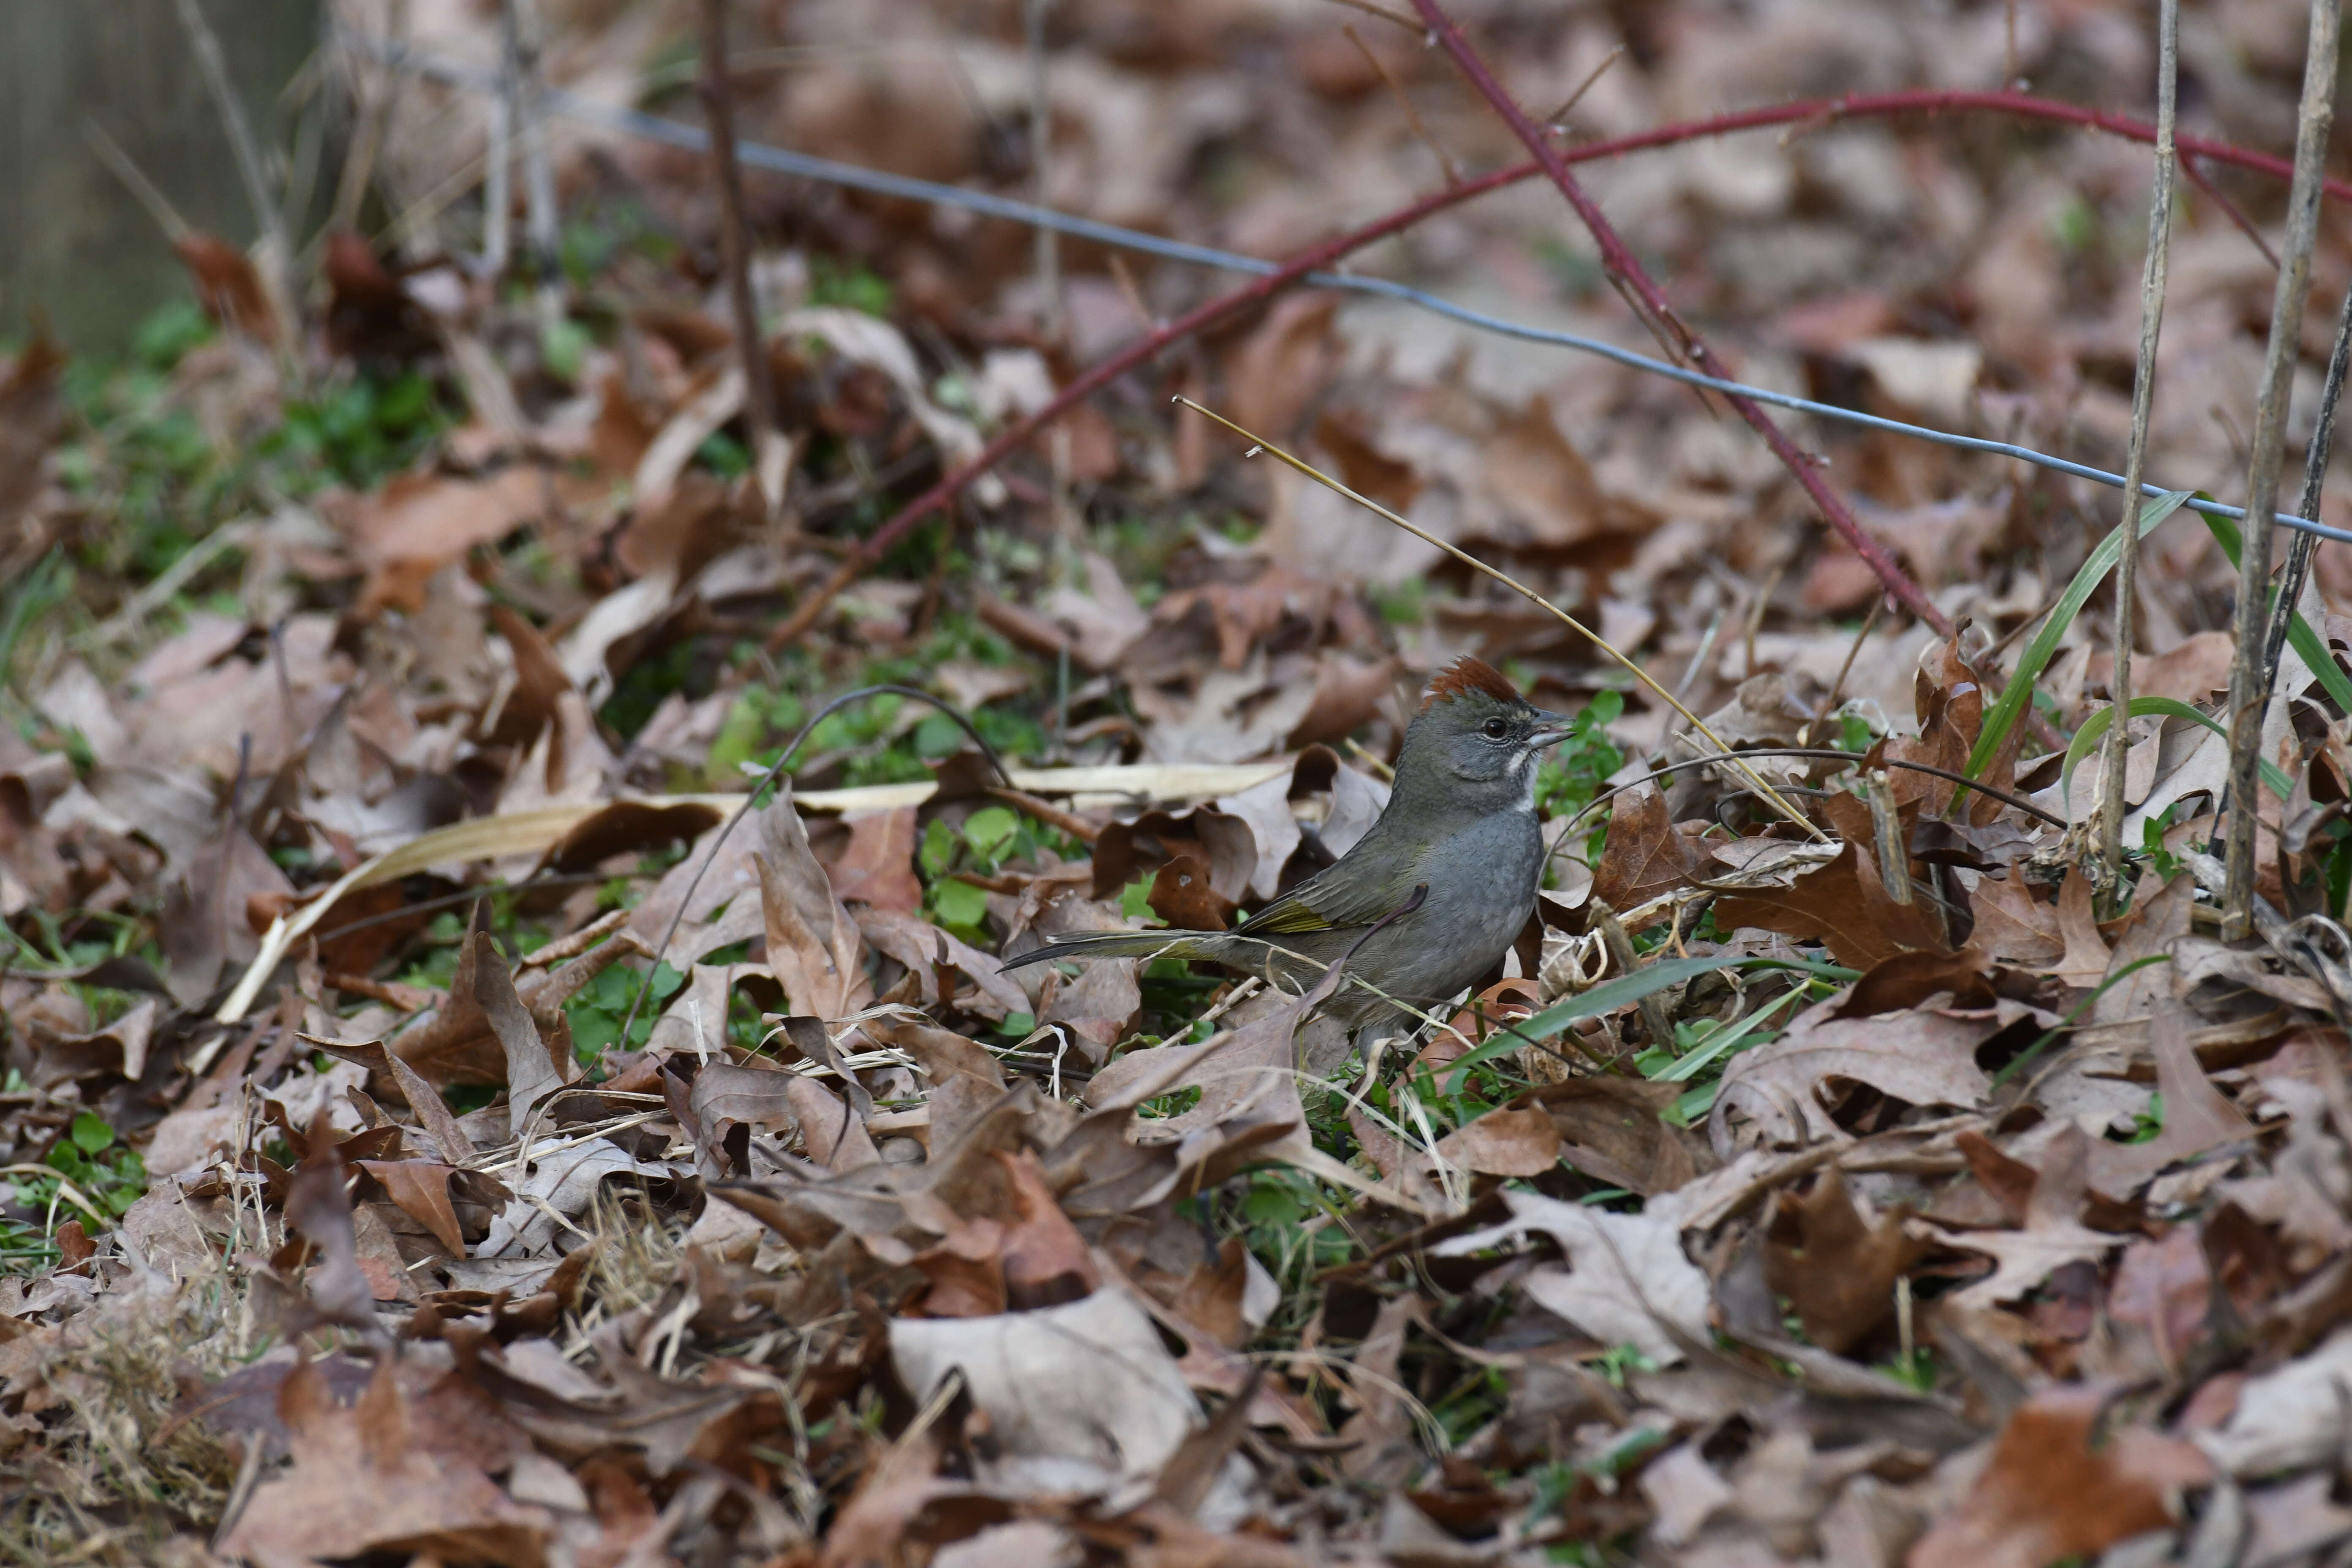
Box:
1642 984 1813 1127
568 959 684 1060
1369 577 1428 626
132 299 213 369
271 367 449 489
2140 806 2183 884
695 430 750 479
36 1113 148 1222
809 257 895 317
920 805 1079 943
1591 1342 1659 1388
1882 1344 1938 1393
707 648 1048 793
1227 1167 1353 1288
1536 690 1625 863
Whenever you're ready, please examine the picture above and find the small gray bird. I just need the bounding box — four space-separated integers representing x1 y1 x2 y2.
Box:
1004 657 1572 1036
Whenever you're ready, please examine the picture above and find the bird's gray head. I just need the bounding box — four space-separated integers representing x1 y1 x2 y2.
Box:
1391 657 1573 818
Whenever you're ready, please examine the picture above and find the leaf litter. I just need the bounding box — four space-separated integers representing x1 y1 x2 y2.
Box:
5 0 2352 1562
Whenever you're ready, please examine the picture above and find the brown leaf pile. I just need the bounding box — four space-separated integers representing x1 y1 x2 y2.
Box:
4 0 2352 1563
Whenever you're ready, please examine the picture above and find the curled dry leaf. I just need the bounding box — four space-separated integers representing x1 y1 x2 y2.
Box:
2084 1004 2257 1198
2196 1325 2352 1477
827 806 923 912
1432 1103 1560 1178
1918 1124 2121 1312
220 1356 552 1568
1710 993 2003 1152
1762 1167 1927 1354
1590 784 1713 912
757 788 874 1021
1909 1385 2211 1568
889 1288 1205 1494
1432 1189 1709 1364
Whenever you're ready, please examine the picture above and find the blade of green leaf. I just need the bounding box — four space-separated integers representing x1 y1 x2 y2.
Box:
2060 695 2293 815
1650 987 1806 1083
1965 490 2193 786
1442 953 1855 1092
2200 506 2352 715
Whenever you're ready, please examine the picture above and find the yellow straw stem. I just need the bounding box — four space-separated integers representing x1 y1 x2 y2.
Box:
1174 396 1827 842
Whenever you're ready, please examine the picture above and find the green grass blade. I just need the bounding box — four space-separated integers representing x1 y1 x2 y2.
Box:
1444 953 1855 1092
2059 695 2292 815
2199 507 2352 716
1965 490 2193 784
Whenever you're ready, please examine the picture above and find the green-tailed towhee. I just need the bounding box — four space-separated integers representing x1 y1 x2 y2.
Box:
1005 657 1573 1037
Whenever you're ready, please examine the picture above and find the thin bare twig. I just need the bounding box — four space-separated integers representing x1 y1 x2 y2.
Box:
510 0 564 333
1319 0 1420 34
697 0 785 518
2259 282 2352 687
1820 595 1885 725
1346 25 1461 185
170 0 296 346
1025 0 1061 338
2182 152 2282 269
486 5 516 272
1175 396 1829 842
2223 0 2340 939
1105 252 1157 330
330 0 410 235
1543 45 1628 131
2098 0 2180 888
1406 0 1954 636
80 121 192 245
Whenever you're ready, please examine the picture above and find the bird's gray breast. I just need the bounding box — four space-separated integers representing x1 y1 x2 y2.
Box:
1369 806 1544 1005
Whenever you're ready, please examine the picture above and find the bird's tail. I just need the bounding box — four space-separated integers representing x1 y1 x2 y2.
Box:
999 928 1231 969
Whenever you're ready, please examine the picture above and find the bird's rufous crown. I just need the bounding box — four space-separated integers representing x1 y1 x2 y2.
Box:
1419 656 1522 711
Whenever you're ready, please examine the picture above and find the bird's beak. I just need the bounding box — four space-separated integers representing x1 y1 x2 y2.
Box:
1527 710 1575 750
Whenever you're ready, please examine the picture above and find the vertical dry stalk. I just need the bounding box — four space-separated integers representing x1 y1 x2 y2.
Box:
1026 0 1061 339
2222 0 2340 939
1346 24 1462 185
170 0 297 345
2259 284 2352 690
697 0 785 516
2096 0 2180 889
330 0 412 236
1406 0 1954 637
510 0 565 332
486 9 517 274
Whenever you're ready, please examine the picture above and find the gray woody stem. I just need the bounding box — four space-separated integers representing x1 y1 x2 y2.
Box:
2257 281 2352 697
2097 0 2179 889
696 0 784 514
2223 0 2340 940
170 0 295 348
1026 0 1061 339
509 0 564 333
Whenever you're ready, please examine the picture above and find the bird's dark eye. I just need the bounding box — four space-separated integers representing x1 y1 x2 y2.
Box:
1482 717 1509 740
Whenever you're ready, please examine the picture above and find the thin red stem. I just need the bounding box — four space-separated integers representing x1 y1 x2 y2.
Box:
768 86 2351 653
1413 0 1946 628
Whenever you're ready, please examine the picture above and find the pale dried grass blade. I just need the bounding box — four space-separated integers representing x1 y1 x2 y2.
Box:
1173 396 1828 842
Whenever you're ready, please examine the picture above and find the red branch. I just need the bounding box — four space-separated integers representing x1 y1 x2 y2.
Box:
768 86 2350 653
1415 0 1946 628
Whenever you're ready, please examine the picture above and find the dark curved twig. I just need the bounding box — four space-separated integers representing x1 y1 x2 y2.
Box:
614 684 1011 1047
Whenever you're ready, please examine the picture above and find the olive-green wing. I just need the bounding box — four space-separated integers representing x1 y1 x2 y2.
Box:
1234 848 1422 936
